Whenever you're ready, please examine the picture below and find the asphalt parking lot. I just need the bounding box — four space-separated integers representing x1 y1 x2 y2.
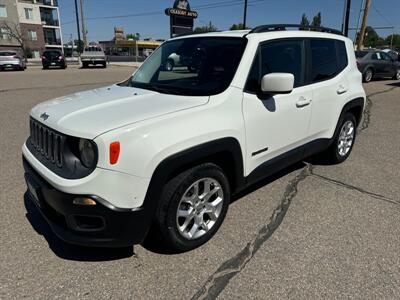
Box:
1 65 399 299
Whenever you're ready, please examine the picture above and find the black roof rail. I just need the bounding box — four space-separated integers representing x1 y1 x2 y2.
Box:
249 24 343 36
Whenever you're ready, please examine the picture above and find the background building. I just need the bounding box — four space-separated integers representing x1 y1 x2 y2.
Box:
99 27 163 61
0 0 63 57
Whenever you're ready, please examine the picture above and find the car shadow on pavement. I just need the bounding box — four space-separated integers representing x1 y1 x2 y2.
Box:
23 193 135 261
386 82 400 87
142 162 306 255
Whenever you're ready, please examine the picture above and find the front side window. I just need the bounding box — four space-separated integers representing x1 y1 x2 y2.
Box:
245 39 305 93
24 8 33 20
129 37 247 96
0 5 7 18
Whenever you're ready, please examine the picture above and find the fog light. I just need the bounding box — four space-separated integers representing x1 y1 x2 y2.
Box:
73 197 97 206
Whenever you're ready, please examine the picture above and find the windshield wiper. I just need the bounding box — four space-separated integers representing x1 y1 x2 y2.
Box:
147 84 184 95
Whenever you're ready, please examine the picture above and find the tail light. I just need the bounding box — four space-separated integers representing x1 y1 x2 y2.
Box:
13 55 20 59
42 56 47 60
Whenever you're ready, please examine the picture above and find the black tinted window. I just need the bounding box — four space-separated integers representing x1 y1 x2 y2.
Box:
261 40 304 88
337 40 348 71
245 40 305 93
310 39 338 82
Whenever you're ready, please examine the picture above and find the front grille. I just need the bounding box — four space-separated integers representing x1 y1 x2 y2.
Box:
30 118 65 168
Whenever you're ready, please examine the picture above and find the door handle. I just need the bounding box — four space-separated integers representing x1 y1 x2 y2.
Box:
337 85 348 95
296 97 311 108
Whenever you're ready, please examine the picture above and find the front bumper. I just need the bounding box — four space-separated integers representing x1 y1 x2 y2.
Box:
23 157 151 247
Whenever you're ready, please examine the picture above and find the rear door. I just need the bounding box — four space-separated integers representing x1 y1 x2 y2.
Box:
307 39 350 140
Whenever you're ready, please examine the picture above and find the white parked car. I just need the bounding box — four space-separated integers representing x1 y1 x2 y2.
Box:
23 25 366 251
80 46 107 68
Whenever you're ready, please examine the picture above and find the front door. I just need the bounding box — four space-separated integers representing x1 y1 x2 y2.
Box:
242 39 312 176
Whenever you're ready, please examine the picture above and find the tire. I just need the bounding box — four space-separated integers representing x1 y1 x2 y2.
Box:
165 59 174 71
82 62 88 69
321 113 357 164
42 65 49 70
155 163 230 252
393 69 400 80
102 62 107 68
363 68 373 83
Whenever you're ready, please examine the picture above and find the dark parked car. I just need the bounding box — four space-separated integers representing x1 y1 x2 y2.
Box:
0 50 26 71
356 50 400 82
42 50 66 69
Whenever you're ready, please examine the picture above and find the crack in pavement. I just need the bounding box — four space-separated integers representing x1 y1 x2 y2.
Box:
360 86 397 132
311 173 399 206
191 164 314 300
191 85 398 299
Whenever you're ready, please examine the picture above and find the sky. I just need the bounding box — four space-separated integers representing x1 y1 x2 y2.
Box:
58 0 400 43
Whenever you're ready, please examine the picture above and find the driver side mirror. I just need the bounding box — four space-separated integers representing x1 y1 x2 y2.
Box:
261 73 294 94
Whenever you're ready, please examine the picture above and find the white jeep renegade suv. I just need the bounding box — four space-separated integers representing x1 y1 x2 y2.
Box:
23 25 366 251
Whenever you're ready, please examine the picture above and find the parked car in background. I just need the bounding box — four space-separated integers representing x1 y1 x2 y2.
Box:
0 50 26 71
355 50 400 82
42 50 67 69
81 46 107 68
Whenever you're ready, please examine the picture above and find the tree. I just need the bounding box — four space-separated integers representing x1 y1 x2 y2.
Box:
311 12 322 27
126 33 140 40
74 39 84 53
230 23 249 30
360 26 385 48
386 34 400 48
194 22 218 33
0 21 27 55
300 14 310 29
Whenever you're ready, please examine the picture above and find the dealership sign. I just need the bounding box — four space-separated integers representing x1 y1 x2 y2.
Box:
165 8 198 18
165 0 198 37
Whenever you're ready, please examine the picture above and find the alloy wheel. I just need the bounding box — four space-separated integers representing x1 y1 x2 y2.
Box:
338 120 355 157
176 178 224 240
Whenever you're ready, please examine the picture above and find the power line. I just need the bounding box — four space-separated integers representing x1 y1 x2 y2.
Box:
62 0 264 22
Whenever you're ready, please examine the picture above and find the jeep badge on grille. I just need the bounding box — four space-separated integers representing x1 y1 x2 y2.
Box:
40 112 49 121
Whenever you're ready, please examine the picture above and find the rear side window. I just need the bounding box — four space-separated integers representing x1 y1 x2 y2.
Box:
245 39 305 93
336 40 348 72
310 39 348 83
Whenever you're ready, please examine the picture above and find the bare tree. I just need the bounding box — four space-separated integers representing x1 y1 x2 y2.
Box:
0 20 27 55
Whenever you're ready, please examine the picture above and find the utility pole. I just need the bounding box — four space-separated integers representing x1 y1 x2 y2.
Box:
79 0 87 47
243 0 248 29
74 0 81 53
342 0 352 36
357 0 372 50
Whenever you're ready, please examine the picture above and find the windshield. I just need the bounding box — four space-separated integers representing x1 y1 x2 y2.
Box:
355 51 368 58
129 37 247 96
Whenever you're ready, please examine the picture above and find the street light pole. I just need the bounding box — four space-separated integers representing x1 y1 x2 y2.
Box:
74 0 81 53
243 0 248 29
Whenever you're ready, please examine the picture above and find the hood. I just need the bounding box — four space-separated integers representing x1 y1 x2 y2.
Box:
31 85 209 139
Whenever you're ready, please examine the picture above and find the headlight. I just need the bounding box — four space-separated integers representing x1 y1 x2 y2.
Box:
79 139 96 168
